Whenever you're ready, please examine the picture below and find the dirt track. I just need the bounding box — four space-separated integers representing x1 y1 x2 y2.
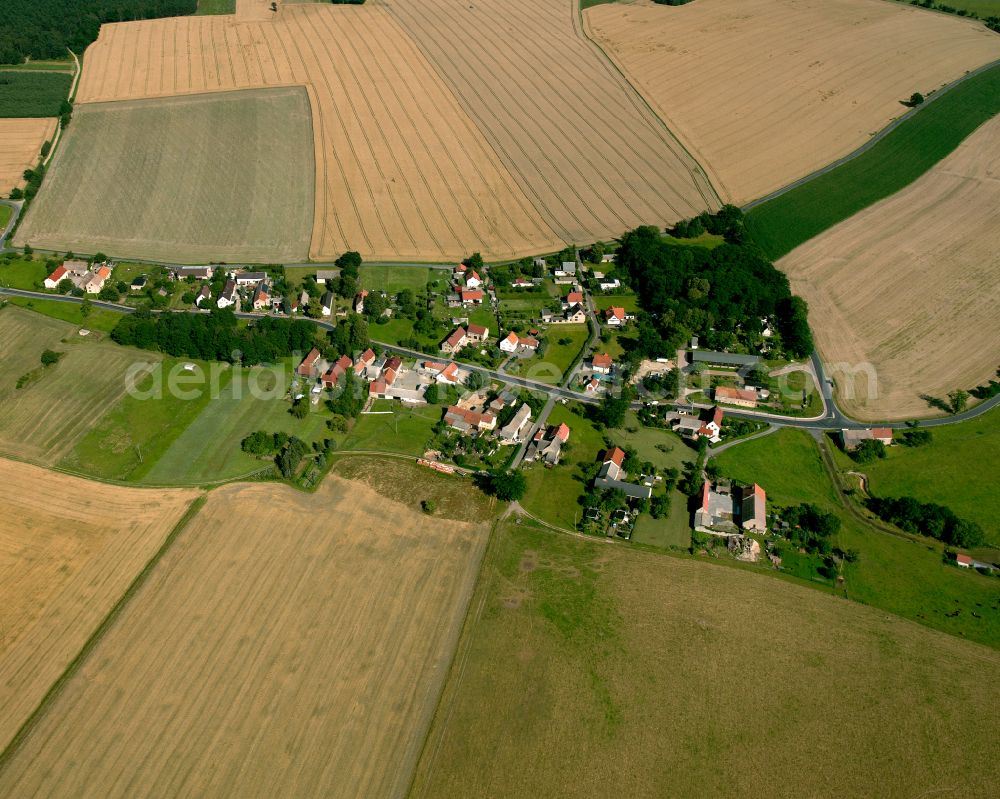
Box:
587 0 1000 204
779 115 1000 420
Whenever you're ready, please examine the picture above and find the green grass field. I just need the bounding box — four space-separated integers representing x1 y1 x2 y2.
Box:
0 71 72 117
412 520 1000 798
141 363 327 484
360 265 436 294
339 401 439 456
3 296 121 332
0 61 74 72
747 63 1000 259
0 205 11 229
0 305 155 465
17 88 315 263
831 408 1000 545
195 0 236 13
714 428 1000 647
591 293 639 313
0 256 49 290
505 324 588 384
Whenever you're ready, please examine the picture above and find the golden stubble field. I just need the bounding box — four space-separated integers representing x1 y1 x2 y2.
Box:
0 306 158 463
586 0 1000 204
0 459 198 755
384 0 718 244
779 115 1000 421
0 467 489 798
73 3 563 262
0 118 55 194
412 522 1000 798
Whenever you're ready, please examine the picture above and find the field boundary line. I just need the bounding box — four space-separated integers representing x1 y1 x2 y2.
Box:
742 56 1000 212
576 0 722 210
0 493 207 769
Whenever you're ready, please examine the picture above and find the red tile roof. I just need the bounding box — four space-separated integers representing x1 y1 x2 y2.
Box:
605 446 625 466
566 291 583 304
553 423 570 442
461 289 484 302
715 386 757 403
956 553 974 565
467 323 488 337
445 327 467 348
606 306 626 320
592 353 613 369
46 265 68 283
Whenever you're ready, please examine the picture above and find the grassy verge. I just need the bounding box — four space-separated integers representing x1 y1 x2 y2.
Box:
195 0 236 14
747 62 1000 259
714 428 1000 648
2 296 121 332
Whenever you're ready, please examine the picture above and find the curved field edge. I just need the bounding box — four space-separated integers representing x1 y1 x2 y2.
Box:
746 62 1000 260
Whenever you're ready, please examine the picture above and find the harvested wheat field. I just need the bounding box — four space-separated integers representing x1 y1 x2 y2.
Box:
70 3 562 261
0 459 198 754
385 0 718 244
0 306 158 463
15 88 314 262
586 0 1000 204
779 116 1000 421
0 467 489 798
0 118 55 194
412 521 1000 798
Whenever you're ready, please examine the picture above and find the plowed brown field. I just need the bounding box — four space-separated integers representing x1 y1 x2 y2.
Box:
0 118 55 193
0 472 488 798
0 459 198 754
779 115 1000 421
74 4 562 261
384 0 718 244
586 0 1000 204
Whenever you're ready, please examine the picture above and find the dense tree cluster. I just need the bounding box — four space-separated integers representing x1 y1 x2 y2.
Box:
0 1 198 65
850 438 887 465
617 213 814 358
782 503 841 554
110 307 316 363
866 496 985 548
476 470 527 502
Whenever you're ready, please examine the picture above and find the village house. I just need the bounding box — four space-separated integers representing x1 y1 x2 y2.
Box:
78 265 112 294
591 353 613 375
598 278 621 291
297 347 322 378
233 270 267 286
43 265 68 289
217 279 238 309
563 290 584 308
489 389 517 413
584 377 600 393
441 326 468 354
315 269 338 285
251 282 271 311
172 266 213 280
670 406 724 444
435 361 462 384
604 306 626 326
465 270 483 289
499 331 539 354
353 348 376 377
61 259 90 277
298 290 310 309
322 354 353 387
460 289 484 306
195 285 211 306
601 253 616 264
526 422 570 465
555 261 577 278
714 386 758 408
498 403 532 444
593 446 651 500
695 481 767 534
466 323 489 343
511 277 533 289
320 291 334 317
444 405 497 434
130 275 148 291
840 427 894 450
689 349 760 372
354 289 368 313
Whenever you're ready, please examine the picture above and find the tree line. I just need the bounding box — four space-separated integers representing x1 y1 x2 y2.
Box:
866 495 985 549
617 209 814 359
0 0 197 65
110 307 316 363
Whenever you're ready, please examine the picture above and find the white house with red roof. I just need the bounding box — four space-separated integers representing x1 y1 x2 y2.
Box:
465 271 483 289
604 306 626 326
322 354 353 387
591 353 613 375
564 290 584 308
444 405 496 433
354 289 368 313
43 265 69 289
714 386 758 408
354 348 376 377
526 422 571 465
251 282 270 311
460 289 484 306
